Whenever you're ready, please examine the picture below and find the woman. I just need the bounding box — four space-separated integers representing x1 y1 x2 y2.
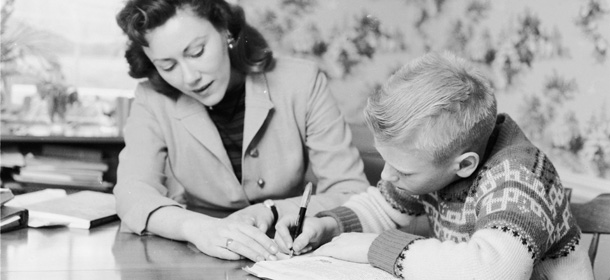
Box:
114 0 369 262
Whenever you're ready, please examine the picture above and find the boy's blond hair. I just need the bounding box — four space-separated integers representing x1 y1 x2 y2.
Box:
364 52 497 163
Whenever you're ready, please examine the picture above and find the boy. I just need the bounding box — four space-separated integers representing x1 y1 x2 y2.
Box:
274 52 594 279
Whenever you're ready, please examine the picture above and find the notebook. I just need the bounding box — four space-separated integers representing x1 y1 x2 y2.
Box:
24 190 118 229
1 205 29 233
243 255 396 280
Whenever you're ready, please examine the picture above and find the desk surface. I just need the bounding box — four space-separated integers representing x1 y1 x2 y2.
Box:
3 221 609 280
1 221 257 280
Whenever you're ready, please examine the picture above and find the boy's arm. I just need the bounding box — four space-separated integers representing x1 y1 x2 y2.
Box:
369 166 586 280
370 228 534 279
316 181 424 234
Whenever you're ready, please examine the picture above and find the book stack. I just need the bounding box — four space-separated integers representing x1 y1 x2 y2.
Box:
12 145 113 192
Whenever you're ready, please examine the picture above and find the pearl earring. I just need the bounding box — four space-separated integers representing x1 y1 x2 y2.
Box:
227 34 235 49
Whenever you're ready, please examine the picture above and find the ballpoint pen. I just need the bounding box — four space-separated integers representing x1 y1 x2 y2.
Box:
290 182 313 257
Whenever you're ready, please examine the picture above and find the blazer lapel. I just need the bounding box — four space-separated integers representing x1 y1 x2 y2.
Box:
243 73 274 154
173 94 233 173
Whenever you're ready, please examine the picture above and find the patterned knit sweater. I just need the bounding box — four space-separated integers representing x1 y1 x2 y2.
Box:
318 114 594 280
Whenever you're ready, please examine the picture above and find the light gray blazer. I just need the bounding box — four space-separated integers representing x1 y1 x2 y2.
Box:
114 57 369 233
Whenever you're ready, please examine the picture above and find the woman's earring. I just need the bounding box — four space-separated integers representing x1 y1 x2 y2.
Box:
227 34 235 50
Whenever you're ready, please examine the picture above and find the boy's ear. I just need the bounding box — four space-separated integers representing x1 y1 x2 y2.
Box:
454 152 480 178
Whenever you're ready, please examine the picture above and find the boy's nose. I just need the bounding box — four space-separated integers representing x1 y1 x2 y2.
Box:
380 164 399 182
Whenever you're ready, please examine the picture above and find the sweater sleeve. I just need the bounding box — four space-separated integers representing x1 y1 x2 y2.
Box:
317 181 423 233
377 228 534 279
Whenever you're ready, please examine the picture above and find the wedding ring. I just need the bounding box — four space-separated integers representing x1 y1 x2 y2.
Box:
225 238 234 248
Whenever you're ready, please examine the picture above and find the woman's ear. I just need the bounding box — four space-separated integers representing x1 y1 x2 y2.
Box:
454 152 480 178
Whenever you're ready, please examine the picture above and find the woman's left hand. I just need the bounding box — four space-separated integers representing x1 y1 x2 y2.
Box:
227 203 275 234
313 232 378 263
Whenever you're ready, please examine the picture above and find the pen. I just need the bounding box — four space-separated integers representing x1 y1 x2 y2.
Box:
290 182 312 257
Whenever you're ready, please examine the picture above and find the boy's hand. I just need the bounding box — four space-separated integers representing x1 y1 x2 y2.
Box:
313 232 378 263
274 215 339 256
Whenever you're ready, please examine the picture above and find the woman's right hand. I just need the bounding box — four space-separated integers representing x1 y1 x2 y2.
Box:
181 215 279 262
273 215 340 256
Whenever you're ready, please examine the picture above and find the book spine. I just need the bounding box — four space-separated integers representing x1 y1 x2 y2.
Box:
19 169 103 182
85 213 119 229
41 145 103 162
25 154 109 172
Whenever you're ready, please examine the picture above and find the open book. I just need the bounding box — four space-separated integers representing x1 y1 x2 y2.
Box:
243 255 396 280
6 189 118 229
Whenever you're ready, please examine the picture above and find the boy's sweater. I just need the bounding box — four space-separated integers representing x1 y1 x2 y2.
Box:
318 114 593 279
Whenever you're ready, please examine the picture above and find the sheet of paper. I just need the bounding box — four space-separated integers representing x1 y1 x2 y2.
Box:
243 255 396 280
4 189 66 207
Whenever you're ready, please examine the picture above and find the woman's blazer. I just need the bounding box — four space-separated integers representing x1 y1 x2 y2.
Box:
114 57 369 233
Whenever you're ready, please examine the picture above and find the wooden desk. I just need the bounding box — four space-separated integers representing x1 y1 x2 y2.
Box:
2 220 609 279
1 222 258 280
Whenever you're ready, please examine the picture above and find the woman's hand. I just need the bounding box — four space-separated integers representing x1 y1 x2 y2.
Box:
313 232 378 263
273 215 340 256
227 203 275 234
182 214 279 262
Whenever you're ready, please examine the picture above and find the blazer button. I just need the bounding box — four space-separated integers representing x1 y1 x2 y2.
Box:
249 149 259 158
257 178 265 188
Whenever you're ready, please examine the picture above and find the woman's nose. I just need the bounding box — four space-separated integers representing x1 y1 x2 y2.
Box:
380 164 399 182
181 62 201 87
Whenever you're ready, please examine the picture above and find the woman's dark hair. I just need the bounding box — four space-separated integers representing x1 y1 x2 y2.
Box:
116 0 274 98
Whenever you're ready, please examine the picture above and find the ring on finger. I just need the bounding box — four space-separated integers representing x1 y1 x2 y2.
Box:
226 238 234 248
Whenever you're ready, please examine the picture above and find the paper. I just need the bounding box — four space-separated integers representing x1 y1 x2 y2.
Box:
1 188 15 206
4 189 67 208
243 255 397 280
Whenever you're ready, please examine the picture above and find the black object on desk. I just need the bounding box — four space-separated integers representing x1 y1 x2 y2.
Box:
1 205 28 233
1 188 28 233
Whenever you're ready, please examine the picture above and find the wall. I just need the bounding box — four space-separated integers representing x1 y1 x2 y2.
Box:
236 0 610 187
3 0 609 185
